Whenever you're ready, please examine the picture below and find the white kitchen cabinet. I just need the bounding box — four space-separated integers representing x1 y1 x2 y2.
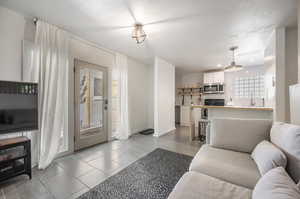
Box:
214 71 224 83
180 106 191 126
180 106 202 127
204 71 224 84
203 72 212 84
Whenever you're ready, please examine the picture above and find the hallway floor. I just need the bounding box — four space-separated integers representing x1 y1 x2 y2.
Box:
0 127 202 199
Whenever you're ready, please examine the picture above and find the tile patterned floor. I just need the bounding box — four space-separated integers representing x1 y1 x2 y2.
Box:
0 126 201 199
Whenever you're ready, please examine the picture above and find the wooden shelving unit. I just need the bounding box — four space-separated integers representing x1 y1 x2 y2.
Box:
177 87 203 105
177 87 203 96
0 137 31 182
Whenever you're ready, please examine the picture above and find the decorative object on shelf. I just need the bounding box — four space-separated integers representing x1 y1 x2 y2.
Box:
0 137 31 182
177 86 203 105
132 24 146 44
225 46 243 72
177 87 203 94
0 81 38 95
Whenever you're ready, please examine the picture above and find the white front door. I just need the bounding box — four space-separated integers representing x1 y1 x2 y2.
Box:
74 59 108 151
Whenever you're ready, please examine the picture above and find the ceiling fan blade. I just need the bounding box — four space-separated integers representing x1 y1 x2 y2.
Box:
121 0 138 23
71 25 134 33
144 13 203 26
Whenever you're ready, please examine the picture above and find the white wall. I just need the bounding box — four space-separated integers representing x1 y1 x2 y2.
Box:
68 37 115 152
275 28 286 122
127 58 152 134
264 27 298 122
264 31 276 110
181 73 204 86
298 0 300 83
0 6 25 81
175 70 203 105
285 27 298 121
70 38 154 150
0 6 154 154
264 29 285 122
147 65 154 129
154 57 175 137
0 7 40 165
175 70 183 105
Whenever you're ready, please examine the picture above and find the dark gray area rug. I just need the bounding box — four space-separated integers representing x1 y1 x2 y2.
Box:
78 148 193 199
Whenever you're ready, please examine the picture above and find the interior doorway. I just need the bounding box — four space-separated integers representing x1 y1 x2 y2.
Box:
74 59 108 151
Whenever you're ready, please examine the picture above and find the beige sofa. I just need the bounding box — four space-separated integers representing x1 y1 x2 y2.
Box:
168 118 300 199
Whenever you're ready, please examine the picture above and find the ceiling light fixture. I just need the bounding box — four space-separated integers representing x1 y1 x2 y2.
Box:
132 23 146 44
225 46 243 72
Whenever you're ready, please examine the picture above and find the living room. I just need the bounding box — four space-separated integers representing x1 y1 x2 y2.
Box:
0 0 299 199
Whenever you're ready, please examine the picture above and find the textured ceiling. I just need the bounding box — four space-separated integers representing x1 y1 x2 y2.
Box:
0 0 297 71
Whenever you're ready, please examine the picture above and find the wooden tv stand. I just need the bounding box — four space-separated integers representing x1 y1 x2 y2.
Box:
0 136 31 182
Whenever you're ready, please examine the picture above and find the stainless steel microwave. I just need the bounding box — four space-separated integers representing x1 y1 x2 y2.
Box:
203 84 224 94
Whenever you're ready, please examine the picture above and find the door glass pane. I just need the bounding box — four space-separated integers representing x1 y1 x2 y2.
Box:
79 68 103 136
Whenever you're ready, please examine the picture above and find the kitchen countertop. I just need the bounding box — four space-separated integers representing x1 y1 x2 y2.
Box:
191 105 273 111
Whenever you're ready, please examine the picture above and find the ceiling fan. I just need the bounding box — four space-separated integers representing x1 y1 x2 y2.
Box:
224 46 243 72
132 23 146 44
73 0 205 45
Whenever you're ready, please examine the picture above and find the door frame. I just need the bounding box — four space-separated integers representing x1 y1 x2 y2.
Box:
74 59 108 151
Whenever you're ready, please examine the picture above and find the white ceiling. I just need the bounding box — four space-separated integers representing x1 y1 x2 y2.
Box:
0 0 297 71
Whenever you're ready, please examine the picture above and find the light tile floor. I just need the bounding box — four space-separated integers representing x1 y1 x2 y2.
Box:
0 126 201 199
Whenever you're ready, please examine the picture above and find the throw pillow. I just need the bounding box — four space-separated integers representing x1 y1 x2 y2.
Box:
270 122 300 182
251 140 287 175
252 167 300 199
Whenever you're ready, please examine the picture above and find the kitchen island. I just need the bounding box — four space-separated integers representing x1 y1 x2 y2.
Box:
189 105 273 141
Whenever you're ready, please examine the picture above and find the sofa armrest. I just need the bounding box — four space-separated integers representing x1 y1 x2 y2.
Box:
209 118 272 153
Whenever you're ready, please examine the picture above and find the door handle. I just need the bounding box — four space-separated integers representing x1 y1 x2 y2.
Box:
104 99 108 110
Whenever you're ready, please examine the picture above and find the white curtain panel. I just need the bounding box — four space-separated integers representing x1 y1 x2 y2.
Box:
22 40 40 167
34 21 69 169
113 53 130 140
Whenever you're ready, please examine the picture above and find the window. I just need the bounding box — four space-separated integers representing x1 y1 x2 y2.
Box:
79 69 103 131
234 76 265 98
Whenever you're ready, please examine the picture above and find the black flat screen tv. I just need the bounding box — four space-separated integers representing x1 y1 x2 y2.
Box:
0 81 38 134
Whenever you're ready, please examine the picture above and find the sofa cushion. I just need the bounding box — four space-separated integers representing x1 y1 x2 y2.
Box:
210 118 272 153
167 171 252 199
251 140 287 175
252 167 300 199
270 122 300 182
189 144 260 189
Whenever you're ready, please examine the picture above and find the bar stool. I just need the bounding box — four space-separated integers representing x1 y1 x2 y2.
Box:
198 119 210 142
